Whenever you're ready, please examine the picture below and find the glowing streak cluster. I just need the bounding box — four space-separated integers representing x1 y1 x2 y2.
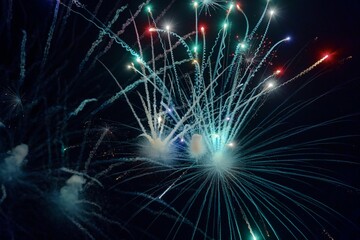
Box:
83 1 335 238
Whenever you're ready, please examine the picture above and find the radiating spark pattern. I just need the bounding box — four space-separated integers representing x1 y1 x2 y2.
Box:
55 1 358 239
0 0 358 239
78 1 355 239
195 0 228 16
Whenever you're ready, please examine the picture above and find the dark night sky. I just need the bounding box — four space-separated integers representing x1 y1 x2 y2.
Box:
1 0 360 239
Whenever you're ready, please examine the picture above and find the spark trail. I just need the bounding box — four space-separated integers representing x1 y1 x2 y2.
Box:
278 54 329 88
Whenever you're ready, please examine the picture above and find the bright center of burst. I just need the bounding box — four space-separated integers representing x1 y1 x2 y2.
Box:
266 81 275 89
212 151 233 172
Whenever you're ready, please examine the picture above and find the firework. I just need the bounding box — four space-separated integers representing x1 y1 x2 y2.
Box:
92 1 357 239
0 0 138 238
0 0 358 239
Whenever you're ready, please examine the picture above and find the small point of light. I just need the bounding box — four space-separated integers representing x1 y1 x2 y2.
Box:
149 27 155 32
226 116 230 121
269 9 276 16
275 69 282 75
157 116 163 123
213 134 220 139
180 138 185 143
147 6 151 13
236 4 241 10
285 36 291 41
228 142 235 147
223 23 228 29
200 26 205 32
192 59 198 64
136 57 142 63
165 25 170 31
229 3 234 11
193 1 198 7
240 43 246 49
127 64 133 69
320 52 331 61
193 46 198 53
267 81 275 89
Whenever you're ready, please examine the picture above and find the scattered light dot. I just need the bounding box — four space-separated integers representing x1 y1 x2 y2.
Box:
228 142 235 147
320 52 331 61
267 81 275 89
229 3 234 11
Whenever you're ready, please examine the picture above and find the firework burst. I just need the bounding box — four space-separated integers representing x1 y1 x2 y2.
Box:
0 0 359 239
